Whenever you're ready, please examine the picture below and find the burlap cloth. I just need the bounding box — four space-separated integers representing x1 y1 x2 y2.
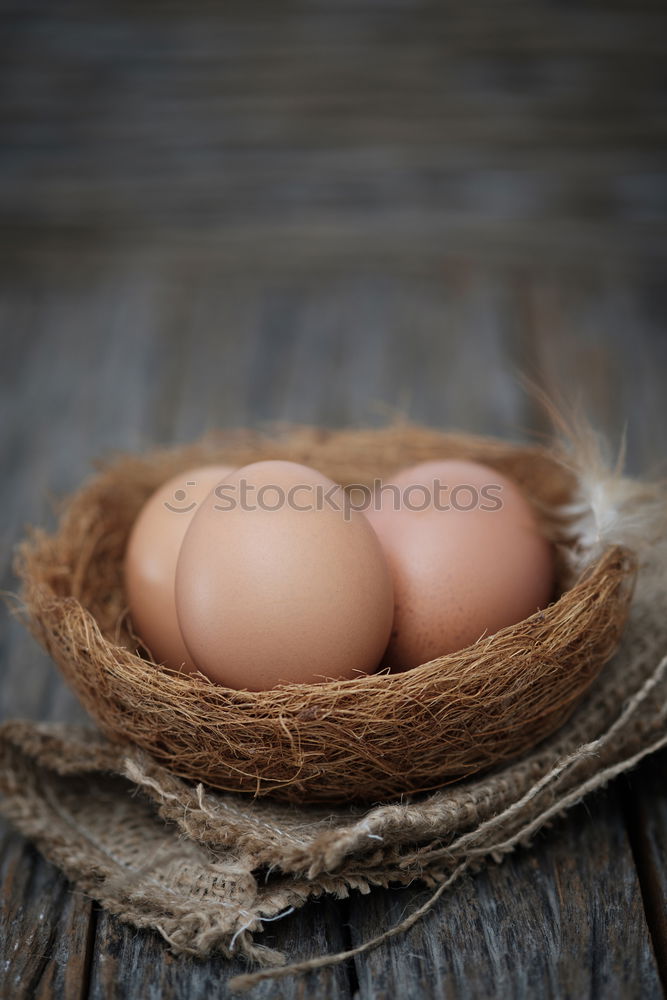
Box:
1 476 666 990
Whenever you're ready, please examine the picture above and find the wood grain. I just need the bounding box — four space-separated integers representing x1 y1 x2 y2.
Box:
0 823 94 1000
624 752 667 992
87 899 351 1000
348 793 661 1000
1 1 666 269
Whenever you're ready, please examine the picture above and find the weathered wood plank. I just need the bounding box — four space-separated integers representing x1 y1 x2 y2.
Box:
601 274 667 994
1 2 665 270
0 822 94 1000
524 273 667 992
348 793 661 1000
522 270 667 474
624 751 667 992
0 272 172 998
88 900 351 1000
0 299 96 995
0 266 169 724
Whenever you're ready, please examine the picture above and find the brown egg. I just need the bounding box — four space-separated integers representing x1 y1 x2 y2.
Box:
175 460 394 690
125 464 234 670
365 459 555 671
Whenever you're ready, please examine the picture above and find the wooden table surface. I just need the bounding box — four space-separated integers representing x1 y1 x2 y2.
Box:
1 2 666 997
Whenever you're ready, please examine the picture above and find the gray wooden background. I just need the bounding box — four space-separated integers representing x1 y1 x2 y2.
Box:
1 1 666 997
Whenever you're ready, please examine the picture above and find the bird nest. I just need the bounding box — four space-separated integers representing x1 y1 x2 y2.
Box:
15 426 636 804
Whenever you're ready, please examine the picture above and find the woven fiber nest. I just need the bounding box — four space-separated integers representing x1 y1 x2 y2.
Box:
16 426 636 804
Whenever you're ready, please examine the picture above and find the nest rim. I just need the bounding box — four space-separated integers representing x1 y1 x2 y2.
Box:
15 425 637 804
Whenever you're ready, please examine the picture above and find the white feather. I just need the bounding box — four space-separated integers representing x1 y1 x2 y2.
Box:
539 402 667 581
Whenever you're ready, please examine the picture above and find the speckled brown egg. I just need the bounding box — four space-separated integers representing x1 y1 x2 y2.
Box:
175 460 394 689
125 464 233 670
365 459 555 671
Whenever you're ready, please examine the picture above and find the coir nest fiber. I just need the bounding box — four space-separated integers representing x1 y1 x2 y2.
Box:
14 425 636 804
